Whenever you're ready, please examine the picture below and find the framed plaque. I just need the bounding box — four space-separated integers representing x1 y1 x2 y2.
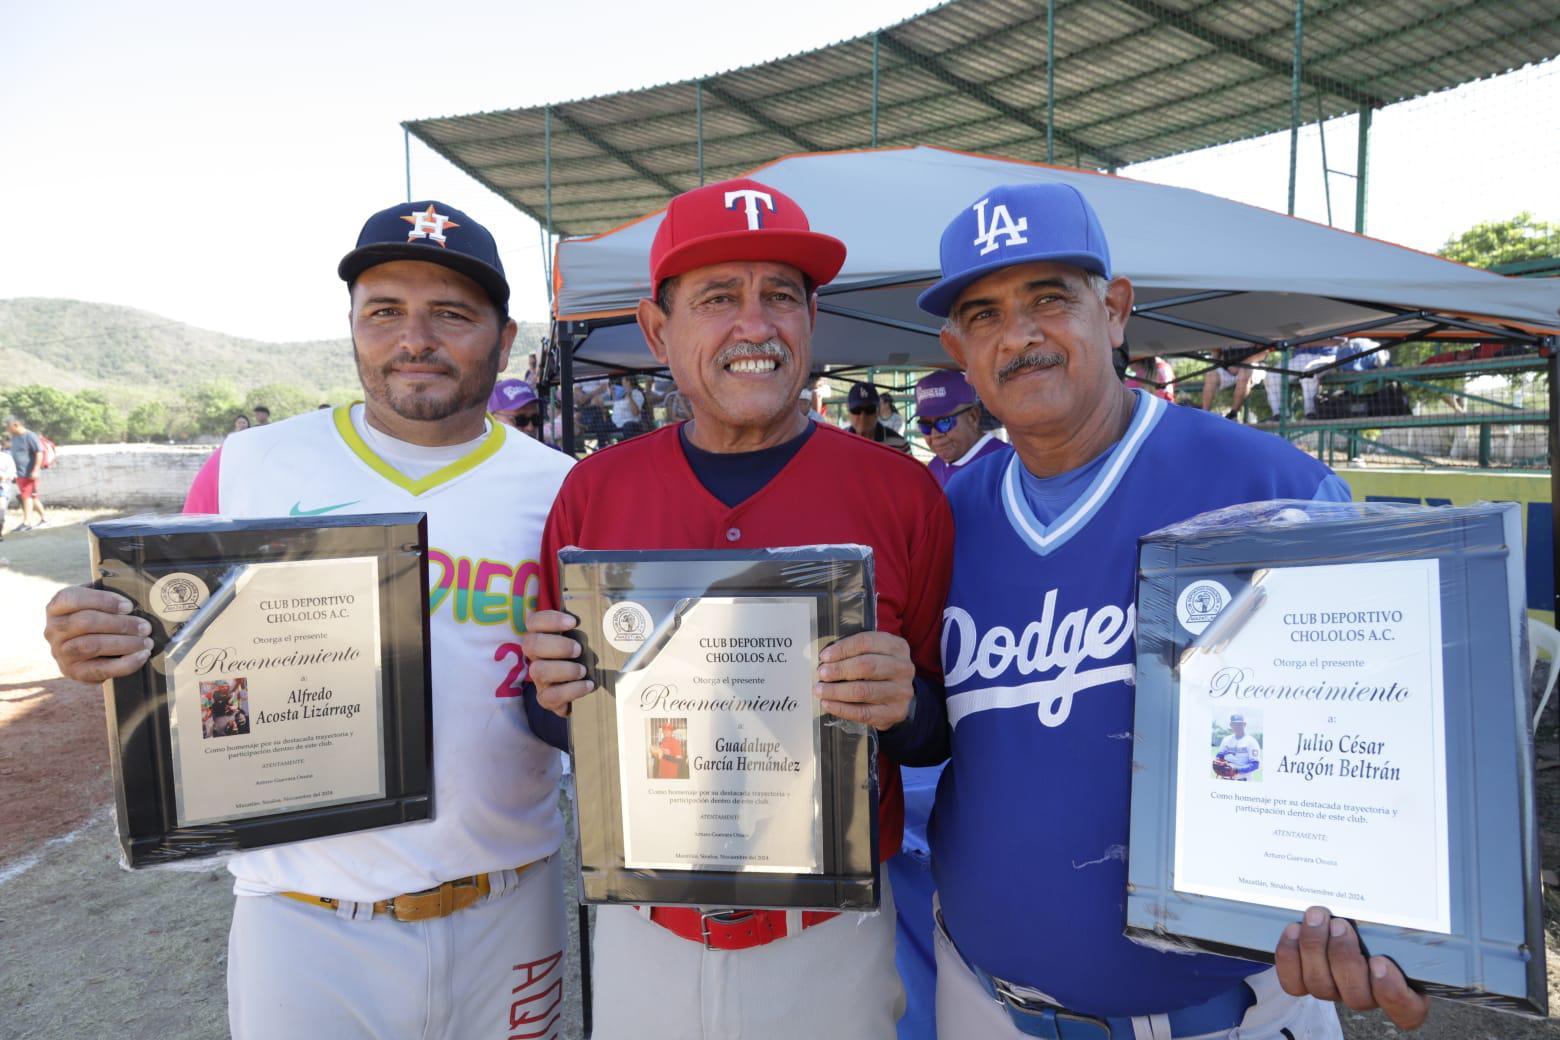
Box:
1127 501 1545 1016
88 513 433 867
559 546 880 911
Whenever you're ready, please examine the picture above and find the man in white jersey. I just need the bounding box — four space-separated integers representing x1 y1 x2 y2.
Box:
1214 713 1262 780
44 201 574 1040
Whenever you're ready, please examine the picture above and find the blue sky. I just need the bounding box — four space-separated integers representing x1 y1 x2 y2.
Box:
3 1 1554 343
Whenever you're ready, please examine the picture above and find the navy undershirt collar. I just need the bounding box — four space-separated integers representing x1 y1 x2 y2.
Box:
678 420 816 508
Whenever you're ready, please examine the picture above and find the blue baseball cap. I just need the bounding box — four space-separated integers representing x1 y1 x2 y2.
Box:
339 200 510 312
917 183 1112 318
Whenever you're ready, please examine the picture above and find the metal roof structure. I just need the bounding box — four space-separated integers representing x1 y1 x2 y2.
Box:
405 0 1560 237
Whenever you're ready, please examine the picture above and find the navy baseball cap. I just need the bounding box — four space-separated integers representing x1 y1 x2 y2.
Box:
917 182 1112 318
847 382 880 410
339 201 510 312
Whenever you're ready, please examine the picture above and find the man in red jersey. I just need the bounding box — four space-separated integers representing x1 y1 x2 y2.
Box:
521 178 953 1039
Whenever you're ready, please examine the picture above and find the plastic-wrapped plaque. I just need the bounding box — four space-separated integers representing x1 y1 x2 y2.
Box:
88 513 433 868
1128 500 1544 1016
559 545 879 911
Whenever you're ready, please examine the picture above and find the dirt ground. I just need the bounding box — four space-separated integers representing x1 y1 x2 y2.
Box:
1 511 1557 1038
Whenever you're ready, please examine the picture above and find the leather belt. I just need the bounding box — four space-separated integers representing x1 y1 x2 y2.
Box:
647 907 840 950
281 862 536 923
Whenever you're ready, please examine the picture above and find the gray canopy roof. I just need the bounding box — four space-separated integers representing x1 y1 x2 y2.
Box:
552 146 1560 370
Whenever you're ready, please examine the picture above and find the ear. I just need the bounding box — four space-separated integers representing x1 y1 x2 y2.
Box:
1104 276 1134 348
498 318 518 371
637 298 672 366
939 323 969 370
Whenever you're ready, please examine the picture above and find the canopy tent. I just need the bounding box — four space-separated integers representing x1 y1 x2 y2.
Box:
551 145 1560 374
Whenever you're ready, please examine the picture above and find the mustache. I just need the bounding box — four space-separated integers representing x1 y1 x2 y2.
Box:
381 351 457 378
714 339 789 368
997 351 1064 384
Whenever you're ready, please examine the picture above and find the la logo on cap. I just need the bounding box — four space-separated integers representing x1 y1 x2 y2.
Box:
402 204 460 247
971 196 1029 256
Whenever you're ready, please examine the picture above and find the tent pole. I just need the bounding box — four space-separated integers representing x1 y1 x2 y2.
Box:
403 127 412 203
1287 0 1304 216
696 81 705 185
1315 94 1333 226
1355 106 1372 233
1550 342 1559 617
560 322 577 458
1046 0 1056 163
545 106 554 245
871 35 880 148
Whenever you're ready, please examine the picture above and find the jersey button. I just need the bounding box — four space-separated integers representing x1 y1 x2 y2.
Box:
726 527 740 542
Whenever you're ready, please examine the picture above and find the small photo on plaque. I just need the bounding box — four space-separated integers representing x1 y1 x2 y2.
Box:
89 512 435 868
1210 710 1262 782
560 546 880 912
200 679 251 740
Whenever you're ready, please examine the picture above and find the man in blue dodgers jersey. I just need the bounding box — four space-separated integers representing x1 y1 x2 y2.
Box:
44 201 574 1039
914 182 1431 1038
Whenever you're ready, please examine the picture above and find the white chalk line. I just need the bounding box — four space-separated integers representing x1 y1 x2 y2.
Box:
0 805 114 888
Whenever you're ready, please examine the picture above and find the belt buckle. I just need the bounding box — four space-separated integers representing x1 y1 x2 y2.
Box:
697 909 747 950
991 978 1111 1040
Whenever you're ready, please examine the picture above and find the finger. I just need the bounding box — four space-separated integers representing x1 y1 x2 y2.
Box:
815 679 908 707
818 631 908 664
536 678 595 716
817 653 914 684
518 632 583 663
1367 956 1430 1031
63 648 151 684
523 610 577 635
46 586 134 619
50 609 151 646
1323 917 1376 1011
58 633 154 666
1274 923 1307 997
529 659 589 688
1296 907 1341 1001
819 696 904 730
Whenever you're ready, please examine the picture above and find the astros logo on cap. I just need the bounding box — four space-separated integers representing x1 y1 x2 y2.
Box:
402 204 460 247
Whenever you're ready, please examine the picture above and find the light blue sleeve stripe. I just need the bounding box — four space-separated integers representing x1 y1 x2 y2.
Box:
1312 474 1353 502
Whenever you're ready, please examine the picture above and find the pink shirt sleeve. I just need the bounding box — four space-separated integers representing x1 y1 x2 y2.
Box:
182 445 223 514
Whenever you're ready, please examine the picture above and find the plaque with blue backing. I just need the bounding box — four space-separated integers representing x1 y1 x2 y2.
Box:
1127 501 1544 1017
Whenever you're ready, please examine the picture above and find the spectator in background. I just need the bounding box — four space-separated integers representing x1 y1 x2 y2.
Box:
844 382 910 453
232 414 251 432
253 406 271 425
914 370 1007 488
611 375 649 439
1201 345 1269 419
0 434 14 542
796 387 828 423
1124 355 1175 403
1263 338 1340 419
6 417 47 532
489 378 544 439
878 391 906 435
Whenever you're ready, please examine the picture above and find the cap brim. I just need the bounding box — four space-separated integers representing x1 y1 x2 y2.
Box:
915 251 1108 318
655 229 846 292
339 243 510 309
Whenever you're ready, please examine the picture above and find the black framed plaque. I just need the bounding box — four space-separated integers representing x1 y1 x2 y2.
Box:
1127 501 1545 1016
88 513 434 867
559 545 880 911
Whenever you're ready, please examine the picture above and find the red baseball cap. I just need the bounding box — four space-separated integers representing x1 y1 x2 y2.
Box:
649 178 846 298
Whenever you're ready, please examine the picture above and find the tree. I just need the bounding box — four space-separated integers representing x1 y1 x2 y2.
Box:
1439 212 1560 270
0 385 121 443
126 400 172 442
245 383 315 422
179 380 246 437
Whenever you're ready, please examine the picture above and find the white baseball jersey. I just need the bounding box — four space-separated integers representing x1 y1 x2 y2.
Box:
194 404 571 901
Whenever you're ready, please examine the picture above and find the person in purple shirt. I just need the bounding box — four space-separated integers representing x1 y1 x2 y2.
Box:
915 370 1007 488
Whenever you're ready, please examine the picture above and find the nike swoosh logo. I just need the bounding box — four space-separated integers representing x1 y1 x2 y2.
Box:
289 500 362 516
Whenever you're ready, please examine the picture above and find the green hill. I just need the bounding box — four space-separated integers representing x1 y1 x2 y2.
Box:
0 298 546 405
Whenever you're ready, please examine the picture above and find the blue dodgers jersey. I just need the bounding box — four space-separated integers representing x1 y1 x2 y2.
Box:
931 391 1346 1017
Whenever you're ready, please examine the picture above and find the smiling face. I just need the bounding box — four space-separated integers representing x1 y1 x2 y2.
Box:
939 261 1132 442
350 260 515 445
636 260 814 452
